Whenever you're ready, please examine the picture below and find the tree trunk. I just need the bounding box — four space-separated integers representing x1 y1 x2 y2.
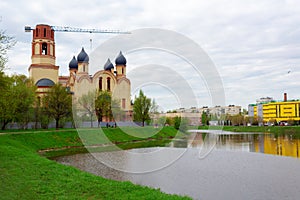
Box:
97 115 102 127
90 116 93 128
34 109 39 129
56 118 59 130
1 120 10 130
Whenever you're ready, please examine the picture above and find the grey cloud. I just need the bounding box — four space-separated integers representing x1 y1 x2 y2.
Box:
2 0 300 110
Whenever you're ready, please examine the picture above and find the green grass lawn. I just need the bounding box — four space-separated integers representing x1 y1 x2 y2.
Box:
40 127 183 157
0 127 191 200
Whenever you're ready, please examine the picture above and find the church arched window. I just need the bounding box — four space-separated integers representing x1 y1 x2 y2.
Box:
42 43 47 55
99 77 102 91
107 77 111 91
122 98 126 109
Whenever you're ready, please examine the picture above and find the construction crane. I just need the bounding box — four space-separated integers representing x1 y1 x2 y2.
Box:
25 25 130 50
24 25 130 34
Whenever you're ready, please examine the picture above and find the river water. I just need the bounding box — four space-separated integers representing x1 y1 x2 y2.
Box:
53 132 300 200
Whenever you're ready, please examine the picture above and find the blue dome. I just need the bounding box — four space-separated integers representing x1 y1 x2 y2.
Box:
77 47 89 62
115 51 126 65
36 78 55 87
104 58 114 71
69 56 78 69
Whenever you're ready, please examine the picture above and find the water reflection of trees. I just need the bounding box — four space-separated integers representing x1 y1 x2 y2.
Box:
185 133 300 158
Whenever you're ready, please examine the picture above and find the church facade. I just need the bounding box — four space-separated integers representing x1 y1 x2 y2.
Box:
28 24 132 121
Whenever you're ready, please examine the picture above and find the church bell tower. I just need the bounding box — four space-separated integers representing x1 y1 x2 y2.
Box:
28 24 59 85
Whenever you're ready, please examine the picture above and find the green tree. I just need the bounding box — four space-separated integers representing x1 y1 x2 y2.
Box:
0 75 14 129
0 75 36 130
0 30 17 129
174 116 189 132
78 90 96 127
149 99 159 125
229 114 244 126
174 116 181 130
250 116 259 126
95 91 113 124
33 97 41 129
0 30 16 72
150 99 159 114
166 117 173 126
158 116 166 126
12 75 36 129
133 90 151 127
201 112 209 126
40 106 52 129
43 84 72 129
111 99 124 122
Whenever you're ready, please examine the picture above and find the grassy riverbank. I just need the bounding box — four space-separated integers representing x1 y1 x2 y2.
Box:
198 125 300 134
0 127 190 200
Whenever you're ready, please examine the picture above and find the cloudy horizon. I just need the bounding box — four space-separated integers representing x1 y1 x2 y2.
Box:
1 0 300 111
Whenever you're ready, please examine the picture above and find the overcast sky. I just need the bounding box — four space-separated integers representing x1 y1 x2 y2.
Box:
1 0 300 111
